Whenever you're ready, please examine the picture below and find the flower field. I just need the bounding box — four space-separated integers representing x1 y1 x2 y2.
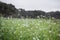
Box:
0 17 60 40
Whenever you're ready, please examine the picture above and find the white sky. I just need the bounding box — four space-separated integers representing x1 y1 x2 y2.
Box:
0 0 60 12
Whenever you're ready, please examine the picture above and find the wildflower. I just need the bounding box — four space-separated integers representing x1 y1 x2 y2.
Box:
18 24 20 26
57 34 60 37
37 37 39 40
33 37 36 40
36 26 38 29
49 31 52 33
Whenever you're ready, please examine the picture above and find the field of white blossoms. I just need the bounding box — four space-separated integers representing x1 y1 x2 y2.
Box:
0 17 60 40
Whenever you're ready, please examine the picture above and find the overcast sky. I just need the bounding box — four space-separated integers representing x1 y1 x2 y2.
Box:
0 0 60 12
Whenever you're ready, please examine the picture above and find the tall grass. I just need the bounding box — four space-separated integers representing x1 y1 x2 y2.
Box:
0 17 60 40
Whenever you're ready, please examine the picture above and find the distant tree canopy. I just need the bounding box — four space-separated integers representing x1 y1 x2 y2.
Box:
0 1 60 19
0 1 18 17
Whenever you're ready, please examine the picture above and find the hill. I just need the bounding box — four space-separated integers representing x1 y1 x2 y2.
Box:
0 1 60 19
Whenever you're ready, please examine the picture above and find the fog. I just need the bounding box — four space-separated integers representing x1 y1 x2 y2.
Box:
0 0 60 12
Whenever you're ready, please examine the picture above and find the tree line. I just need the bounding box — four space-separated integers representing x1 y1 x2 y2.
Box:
0 1 60 19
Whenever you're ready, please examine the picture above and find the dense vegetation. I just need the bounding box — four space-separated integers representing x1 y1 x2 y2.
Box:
0 17 60 40
0 1 60 19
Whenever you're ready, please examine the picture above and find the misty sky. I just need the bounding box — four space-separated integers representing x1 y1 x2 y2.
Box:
0 0 60 12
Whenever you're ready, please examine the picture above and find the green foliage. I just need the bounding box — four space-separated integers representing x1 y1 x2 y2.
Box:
0 18 60 40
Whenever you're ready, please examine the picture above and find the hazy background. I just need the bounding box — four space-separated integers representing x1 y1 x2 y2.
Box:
0 0 60 12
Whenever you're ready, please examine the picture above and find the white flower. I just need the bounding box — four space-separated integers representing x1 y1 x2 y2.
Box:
37 38 39 40
43 34 47 37
33 37 36 40
49 31 52 33
57 34 60 36
36 26 38 29
20 31 22 33
39 21 42 23
37 24 40 25
14 31 16 34
23 23 29 27
20 35 22 38
7 17 9 19
18 24 20 26
53 23 56 25
39 28 42 31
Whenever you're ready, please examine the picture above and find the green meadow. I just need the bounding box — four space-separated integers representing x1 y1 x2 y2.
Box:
0 17 60 40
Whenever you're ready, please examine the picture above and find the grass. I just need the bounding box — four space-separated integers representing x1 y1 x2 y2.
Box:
0 17 60 40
